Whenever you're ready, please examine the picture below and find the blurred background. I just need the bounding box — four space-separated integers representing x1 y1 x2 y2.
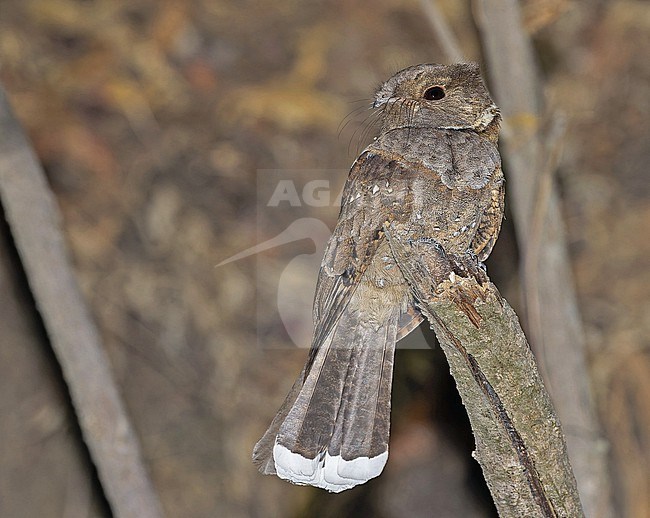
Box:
0 0 648 517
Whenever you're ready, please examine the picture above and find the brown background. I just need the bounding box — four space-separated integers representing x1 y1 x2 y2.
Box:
0 1 648 517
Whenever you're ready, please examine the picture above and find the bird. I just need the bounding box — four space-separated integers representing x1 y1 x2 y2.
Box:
252 63 505 492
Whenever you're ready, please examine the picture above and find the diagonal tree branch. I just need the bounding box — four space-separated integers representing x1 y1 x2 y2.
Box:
473 2 613 516
385 228 584 518
419 0 465 63
0 86 164 518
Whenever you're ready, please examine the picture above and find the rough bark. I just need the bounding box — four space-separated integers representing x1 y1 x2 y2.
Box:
386 229 584 518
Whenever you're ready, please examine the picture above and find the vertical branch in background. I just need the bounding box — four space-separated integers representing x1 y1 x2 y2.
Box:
0 87 164 518
473 1 612 516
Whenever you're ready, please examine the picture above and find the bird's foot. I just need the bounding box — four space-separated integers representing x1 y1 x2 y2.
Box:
447 250 488 285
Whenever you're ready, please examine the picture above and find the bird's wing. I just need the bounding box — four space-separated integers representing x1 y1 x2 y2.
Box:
471 165 505 261
306 151 413 373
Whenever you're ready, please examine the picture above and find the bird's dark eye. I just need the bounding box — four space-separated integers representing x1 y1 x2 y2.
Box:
423 86 445 100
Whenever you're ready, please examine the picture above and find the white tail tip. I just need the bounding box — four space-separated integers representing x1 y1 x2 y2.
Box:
273 441 388 493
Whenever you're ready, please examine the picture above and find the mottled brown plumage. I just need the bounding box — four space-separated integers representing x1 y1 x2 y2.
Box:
253 63 504 492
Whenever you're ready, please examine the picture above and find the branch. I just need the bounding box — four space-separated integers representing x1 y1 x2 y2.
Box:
418 0 465 63
0 86 164 518
473 1 613 516
385 229 584 518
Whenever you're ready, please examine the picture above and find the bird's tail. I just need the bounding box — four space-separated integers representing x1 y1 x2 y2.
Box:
252 304 400 492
